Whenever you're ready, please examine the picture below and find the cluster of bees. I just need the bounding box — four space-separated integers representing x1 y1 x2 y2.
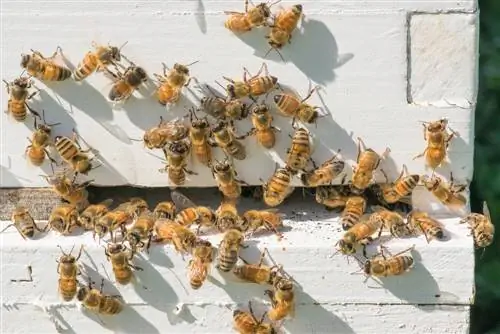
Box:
2 2 494 333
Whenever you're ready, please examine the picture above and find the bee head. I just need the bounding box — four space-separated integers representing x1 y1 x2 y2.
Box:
293 4 303 13
212 120 226 133
107 242 124 254
173 63 189 75
363 260 372 275
75 157 92 175
232 309 243 317
257 3 272 17
134 66 148 81
170 141 189 154
252 104 269 115
276 277 294 291
76 286 89 301
192 118 209 129
78 215 92 228
226 84 236 99
20 54 31 68
60 254 75 264
338 239 355 255
109 46 121 61
214 159 231 173
13 77 30 89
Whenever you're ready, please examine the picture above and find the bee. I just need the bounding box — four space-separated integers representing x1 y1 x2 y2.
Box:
188 239 214 289
54 130 99 175
1 206 45 239
105 59 147 102
153 201 176 220
360 245 415 278
224 0 277 33
371 206 413 238
286 126 313 172
3 75 40 122
171 190 217 233
262 164 295 207
336 214 383 256
48 204 79 235
78 199 114 231
265 4 304 60
460 201 495 249
350 137 390 194
141 116 189 150
223 62 278 100
20 48 71 81
104 242 142 285
154 61 198 105
212 158 245 200
413 118 457 169
124 212 155 254
246 104 279 149
240 209 284 237
154 219 198 256
233 248 280 285
57 245 83 301
301 152 345 187
25 110 59 166
160 140 196 186
73 41 125 81
373 165 419 205
94 204 133 241
421 173 467 209
216 198 243 232
315 184 350 212
77 279 123 315
233 301 276 334
407 210 444 242
187 108 213 166
216 229 246 272
42 172 92 210
120 197 149 218
209 120 248 160
265 273 295 321
340 195 367 231
273 85 321 126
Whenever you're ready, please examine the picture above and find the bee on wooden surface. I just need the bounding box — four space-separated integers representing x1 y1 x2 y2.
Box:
78 199 113 231
413 118 457 169
212 157 245 200
233 248 280 285
261 164 295 207
233 301 276 334
265 273 295 321
154 219 198 256
154 61 198 105
265 4 304 60
359 245 415 278
54 130 99 175
373 165 419 206
105 59 147 102
285 126 313 172
371 206 413 239
25 110 59 166
160 140 197 186
124 212 155 254
336 214 383 256
407 210 444 243
210 120 247 160
273 85 321 126
42 172 92 210
171 190 217 233
94 205 132 241
153 201 176 220
340 195 367 231
141 116 189 150
57 245 83 301
73 41 126 81
3 75 40 122
224 0 278 33
240 209 284 237
301 151 345 187
223 62 278 100
350 137 390 194
48 203 79 235
188 239 214 289
216 198 243 232
187 108 213 166
20 47 71 81
1 206 45 239
77 279 123 315
104 242 142 285
216 228 246 272
315 184 350 212
246 104 279 149
421 173 467 209
460 201 495 249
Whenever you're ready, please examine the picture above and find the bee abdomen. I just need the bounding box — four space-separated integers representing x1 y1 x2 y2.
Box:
113 268 132 285
218 250 238 272
74 54 98 81
341 212 359 231
20 225 35 238
157 83 179 105
225 16 252 32
395 177 419 197
59 278 77 301
55 137 78 161
99 297 123 315
190 278 203 290
8 100 27 121
168 168 186 186
226 142 246 160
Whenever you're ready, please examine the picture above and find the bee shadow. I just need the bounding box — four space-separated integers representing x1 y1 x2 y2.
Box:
43 304 78 334
436 134 470 180
86 153 130 186
147 245 175 269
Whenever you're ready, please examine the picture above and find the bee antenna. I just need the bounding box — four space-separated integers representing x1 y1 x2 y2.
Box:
118 40 129 51
267 0 281 7
57 245 68 256
19 69 27 77
214 80 226 91
129 137 143 142
185 60 200 67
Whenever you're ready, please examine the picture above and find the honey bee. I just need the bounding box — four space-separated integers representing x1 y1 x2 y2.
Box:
371 206 413 238
187 108 213 166
210 120 248 160
223 62 278 100
315 184 350 212
301 152 345 187
171 190 217 233
25 110 60 166
1 206 45 239
94 205 133 241
20 48 71 81
78 199 114 231
261 164 295 207
212 158 246 200
154 61 198 105
265 4 304 60
265 274 295 321
120 197 150 218
104 242 142 285
160 140 196 186
246 104 279 149
421 173 467 209
154 219 198 256
413 118 457 169
373 165 419 205
233 248 280 284
407 210 444 242
42 172 92 210
105 59 147 102
54 130 99 175
273 85 321 126
216 229 246 272
340 195 367 231
188 239 214 289
336 214 383 256
57 245 83 301
48 204 79 235
350 137 390 194
73 41 125 81
240 209 284 237
141 116 189 150
233 301 276 334
460 201 495 249
124 212 155 254
359 245 415 278
77 279 123 315
3 75 40 122
286 126 313 172
153 201 176 220
224 0 277 33
216 198 243 232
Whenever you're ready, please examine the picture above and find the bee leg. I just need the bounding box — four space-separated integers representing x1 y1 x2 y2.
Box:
183 167 198 175
24 104 40 118
264 289 277 307
421 122 428 140
30 49 46 59
145 233 153 254
222 76 235 84
412 149 427 161
2 79 10 93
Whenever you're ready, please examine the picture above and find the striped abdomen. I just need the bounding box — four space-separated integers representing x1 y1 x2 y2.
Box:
157 82 180 105
394 175 419 197
168 167 186 186
340 197 366 230
99 296 123 315
275 6 302 33
113 266 132 285
8 99 28 121
73 52 99 81
27 146 46 166
109 80 133 101
273 94 300 117
55 137 78 163
224 140 246 160
59 278 77 301
264 168 292 207
218 249 238 272
248 76 277 96
385 256 414 276
225 13 252 32
37 63 71 81
286 129 311 171
419 220 444 240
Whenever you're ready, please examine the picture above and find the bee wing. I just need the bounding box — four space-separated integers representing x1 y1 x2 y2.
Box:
171 190 197 210
99 198 114 208
482 201 491 221
370 205 387 213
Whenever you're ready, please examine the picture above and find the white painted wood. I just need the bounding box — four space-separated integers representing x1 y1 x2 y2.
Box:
1 1 477 188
